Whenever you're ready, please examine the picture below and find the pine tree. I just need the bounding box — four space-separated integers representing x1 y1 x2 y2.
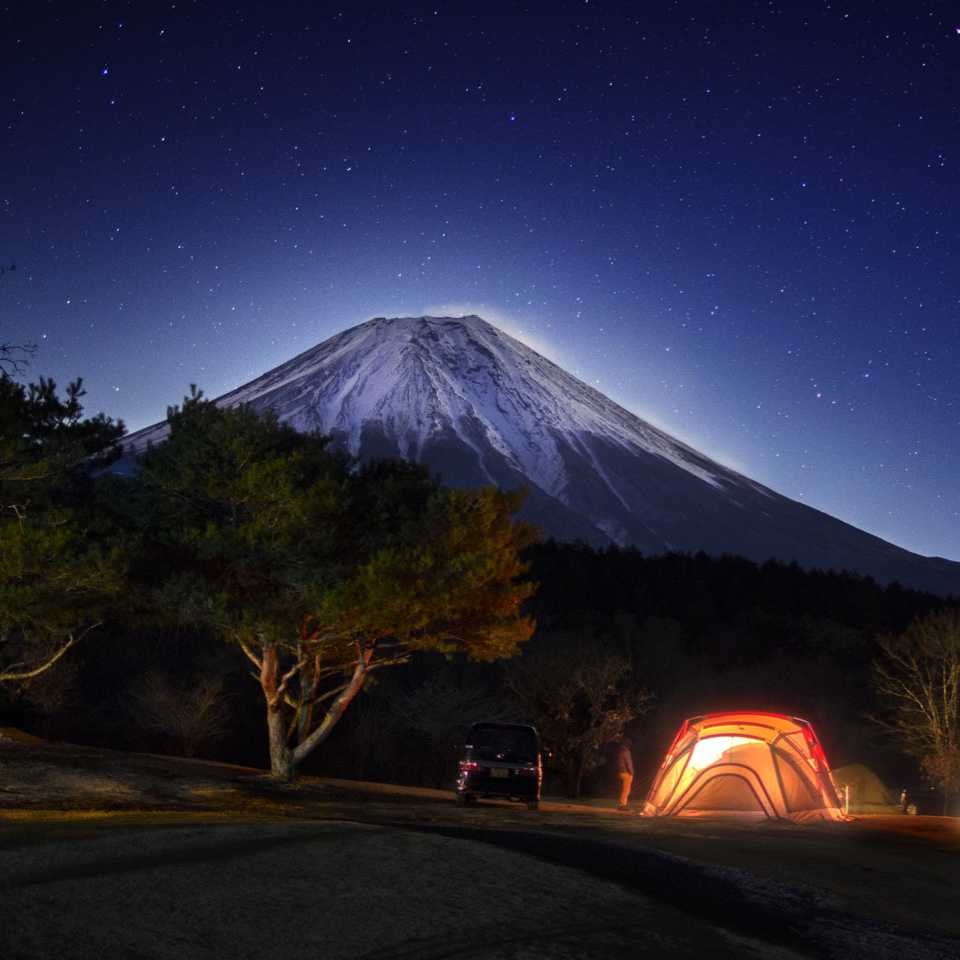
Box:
126 391 536 780
0 376 125 682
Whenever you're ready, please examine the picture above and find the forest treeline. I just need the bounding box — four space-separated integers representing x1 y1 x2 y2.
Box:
1 374 957 807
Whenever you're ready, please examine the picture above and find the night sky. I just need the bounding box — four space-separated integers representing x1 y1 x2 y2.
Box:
4 2 958 560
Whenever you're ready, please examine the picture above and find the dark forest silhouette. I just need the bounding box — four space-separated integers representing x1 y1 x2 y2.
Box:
1 374 955 808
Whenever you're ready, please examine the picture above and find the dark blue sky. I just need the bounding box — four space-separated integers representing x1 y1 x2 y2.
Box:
4 2 959 559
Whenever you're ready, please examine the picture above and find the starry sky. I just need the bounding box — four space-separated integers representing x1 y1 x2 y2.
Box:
3 2 959 560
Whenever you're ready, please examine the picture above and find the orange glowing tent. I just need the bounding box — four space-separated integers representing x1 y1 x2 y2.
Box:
642 712 846 822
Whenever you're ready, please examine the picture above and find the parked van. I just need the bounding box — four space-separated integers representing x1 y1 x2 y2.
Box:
455 721 542 809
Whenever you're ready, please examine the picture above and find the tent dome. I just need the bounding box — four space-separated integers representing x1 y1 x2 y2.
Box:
642 712 846 822
831 763 900 814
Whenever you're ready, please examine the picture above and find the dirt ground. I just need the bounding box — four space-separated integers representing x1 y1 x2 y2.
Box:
1 818 812 960
1 730 958 959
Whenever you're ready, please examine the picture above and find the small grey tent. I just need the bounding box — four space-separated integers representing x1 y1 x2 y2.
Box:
831 764 901 815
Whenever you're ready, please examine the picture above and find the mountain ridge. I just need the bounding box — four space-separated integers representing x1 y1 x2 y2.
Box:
123 315 959 595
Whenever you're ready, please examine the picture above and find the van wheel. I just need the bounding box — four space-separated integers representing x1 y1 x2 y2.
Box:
526 800 539 811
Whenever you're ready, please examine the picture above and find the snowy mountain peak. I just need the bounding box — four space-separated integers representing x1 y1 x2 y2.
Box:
210 314 732 499
124 314 960 594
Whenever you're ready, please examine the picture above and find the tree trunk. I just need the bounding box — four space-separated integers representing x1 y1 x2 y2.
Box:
574 755 585 800
296 654 320 747
565 759 582 799
268 704 296 781
293 645 373 768
260 639 296 781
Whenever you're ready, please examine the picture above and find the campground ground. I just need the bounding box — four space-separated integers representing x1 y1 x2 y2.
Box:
1 730 958 959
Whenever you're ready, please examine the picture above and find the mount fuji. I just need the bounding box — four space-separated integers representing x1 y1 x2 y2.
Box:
124 315 958 595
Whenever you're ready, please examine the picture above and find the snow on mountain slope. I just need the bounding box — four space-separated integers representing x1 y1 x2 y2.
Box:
130 316 753 488
123 315 959 595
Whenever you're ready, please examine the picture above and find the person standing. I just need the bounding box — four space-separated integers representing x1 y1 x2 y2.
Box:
616 736 634 811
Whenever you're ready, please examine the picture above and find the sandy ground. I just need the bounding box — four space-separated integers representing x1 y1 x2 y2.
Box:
2 730 959 959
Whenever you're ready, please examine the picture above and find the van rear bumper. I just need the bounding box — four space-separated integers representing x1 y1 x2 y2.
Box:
456 770 540 800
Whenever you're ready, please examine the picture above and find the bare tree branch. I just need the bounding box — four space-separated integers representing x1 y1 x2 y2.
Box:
237 637 263 670
0 623 100 683
873 610 960 811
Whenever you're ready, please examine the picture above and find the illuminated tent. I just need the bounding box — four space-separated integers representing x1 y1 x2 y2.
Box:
642 712 846 822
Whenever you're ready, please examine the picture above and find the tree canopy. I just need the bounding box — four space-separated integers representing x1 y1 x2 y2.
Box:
123 392 537 779
0 376 125 682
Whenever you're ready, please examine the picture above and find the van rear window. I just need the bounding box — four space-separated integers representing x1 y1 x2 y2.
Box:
469 726 537 764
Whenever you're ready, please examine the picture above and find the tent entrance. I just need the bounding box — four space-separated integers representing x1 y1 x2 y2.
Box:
679 772 767 815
